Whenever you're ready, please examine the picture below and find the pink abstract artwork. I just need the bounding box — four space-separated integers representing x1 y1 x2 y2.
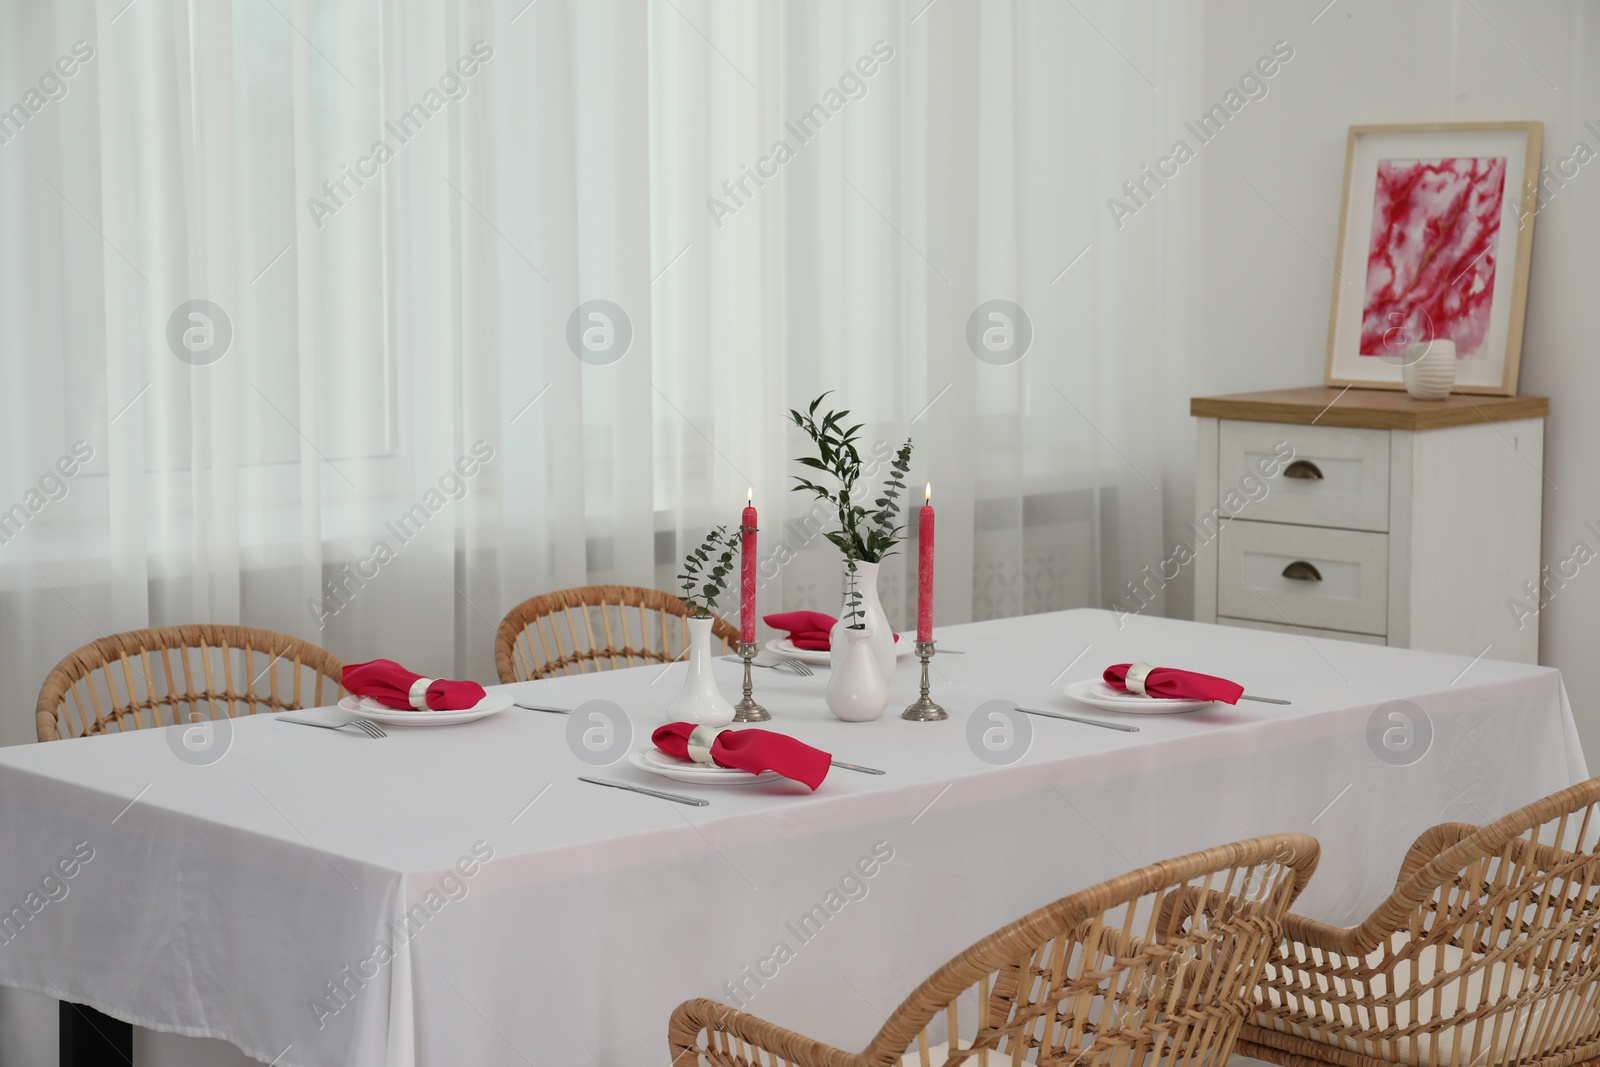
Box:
1359 156 1506 358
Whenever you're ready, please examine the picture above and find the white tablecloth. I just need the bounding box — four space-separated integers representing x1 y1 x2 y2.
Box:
0 610 1586 1066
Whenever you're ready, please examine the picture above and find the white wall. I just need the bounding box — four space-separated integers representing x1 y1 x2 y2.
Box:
1176 0 1600 762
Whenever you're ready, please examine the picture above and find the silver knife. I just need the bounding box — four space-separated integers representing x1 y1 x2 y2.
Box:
578 776 709 806
1241 694 1291 705
515 703 571 714
831 760 885 775
720 655 775 667
1015 707 1140 733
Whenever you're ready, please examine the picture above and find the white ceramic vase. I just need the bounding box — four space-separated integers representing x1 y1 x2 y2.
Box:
825 626 889 722
830 560 896 683
664 616 735 726
1403 339 1457 400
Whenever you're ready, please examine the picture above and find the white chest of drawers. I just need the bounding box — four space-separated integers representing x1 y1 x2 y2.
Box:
1191 387 1549 663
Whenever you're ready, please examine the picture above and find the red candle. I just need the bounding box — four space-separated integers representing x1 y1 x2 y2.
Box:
740 489 758 644
917 483 935 642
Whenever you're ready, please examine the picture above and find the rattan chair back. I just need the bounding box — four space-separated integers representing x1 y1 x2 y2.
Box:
495 584 738 683
1245 777 1600 1067
37 625 344 742
670 833 1321 1067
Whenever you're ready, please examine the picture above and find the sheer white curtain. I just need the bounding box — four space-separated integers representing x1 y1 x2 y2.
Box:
0 0 1201 749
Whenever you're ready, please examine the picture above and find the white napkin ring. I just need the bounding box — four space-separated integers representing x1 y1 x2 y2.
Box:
1124 661 1155 697
408 677 434 710
687 725 727 764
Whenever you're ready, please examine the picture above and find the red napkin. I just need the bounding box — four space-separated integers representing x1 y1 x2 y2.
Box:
1104 663 1244 705
763 610 835 650
763 610 899 652
342 659 487 711
653 723 831 790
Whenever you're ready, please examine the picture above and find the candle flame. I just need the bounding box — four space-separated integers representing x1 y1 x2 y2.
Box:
925 482 932 503
747 487 753 504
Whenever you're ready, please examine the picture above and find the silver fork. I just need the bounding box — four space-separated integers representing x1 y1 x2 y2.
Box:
279 715 387 738
720 656 814 677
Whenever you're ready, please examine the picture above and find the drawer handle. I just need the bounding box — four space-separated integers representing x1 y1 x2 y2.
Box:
1283 460 1324 480
1281 561 1323 582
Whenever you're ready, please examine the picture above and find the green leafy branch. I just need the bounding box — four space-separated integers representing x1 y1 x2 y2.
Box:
677 525 739 618
843 560 866 630
788 391 914 566
864 440 914 562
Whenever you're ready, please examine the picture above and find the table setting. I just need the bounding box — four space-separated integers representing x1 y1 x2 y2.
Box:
252 393 1314 798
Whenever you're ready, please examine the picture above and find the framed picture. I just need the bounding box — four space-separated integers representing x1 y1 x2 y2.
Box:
1323 122 1541 396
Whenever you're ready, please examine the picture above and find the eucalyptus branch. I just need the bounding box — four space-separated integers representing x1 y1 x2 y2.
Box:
864 439 913 561
843 560 866 630
676 525 740 618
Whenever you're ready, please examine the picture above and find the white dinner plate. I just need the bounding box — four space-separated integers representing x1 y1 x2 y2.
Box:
1062 679 1212 715
764 635 915 667
628 748 779 785
336 692 512 726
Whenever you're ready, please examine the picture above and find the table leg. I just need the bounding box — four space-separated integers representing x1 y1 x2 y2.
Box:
59 1001 132 1067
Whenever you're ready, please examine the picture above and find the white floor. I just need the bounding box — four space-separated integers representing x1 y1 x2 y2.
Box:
1 982 1287 1066
0 986 260 1066
0 987 54 1067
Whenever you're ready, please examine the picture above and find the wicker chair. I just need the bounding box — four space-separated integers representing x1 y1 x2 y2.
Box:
670 833 1321 1067
495 584 739 683
1241 778 1600 1067
37 625 345 742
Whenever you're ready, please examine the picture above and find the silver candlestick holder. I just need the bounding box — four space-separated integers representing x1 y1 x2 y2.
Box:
901 640 946 721
732 641 770 722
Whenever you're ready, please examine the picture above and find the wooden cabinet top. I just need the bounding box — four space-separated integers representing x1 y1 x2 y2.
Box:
1190 386 1548 431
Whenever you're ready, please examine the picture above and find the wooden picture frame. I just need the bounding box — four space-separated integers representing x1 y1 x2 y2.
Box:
1323 121 1541 396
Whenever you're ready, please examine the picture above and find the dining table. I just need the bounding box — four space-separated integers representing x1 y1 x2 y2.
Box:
0 608 1587 1067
